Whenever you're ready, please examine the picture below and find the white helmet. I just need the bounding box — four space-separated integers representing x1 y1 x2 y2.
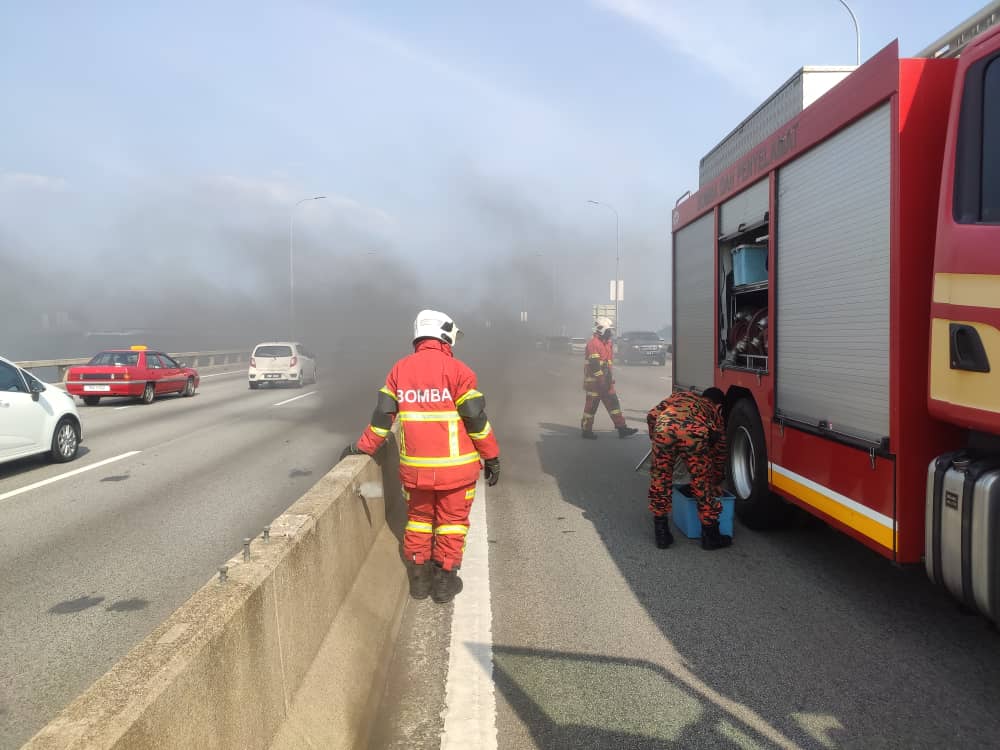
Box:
413 309 462 346
595 316 614 336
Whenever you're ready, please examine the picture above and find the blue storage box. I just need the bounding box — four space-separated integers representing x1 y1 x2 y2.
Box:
731 245 768 286
672 484 735 539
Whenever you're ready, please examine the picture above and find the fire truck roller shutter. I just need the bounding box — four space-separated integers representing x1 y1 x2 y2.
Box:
675 212 716 392
775 102 891 444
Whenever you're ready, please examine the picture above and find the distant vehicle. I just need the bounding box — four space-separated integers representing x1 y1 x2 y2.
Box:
544 336 571 352
65 346 199 405
0 355 81 466
569 337 588 355
617 331 668 366
248 342 318 389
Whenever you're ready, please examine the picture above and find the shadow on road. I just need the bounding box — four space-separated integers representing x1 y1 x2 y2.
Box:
531 418 1000 748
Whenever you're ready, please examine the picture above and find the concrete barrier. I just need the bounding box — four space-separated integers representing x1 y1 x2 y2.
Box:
24 441 407 750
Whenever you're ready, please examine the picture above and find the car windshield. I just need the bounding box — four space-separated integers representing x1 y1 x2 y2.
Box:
88 352 140 366
254 345 293 357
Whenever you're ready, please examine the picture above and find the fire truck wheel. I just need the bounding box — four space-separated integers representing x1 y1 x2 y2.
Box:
727 398 791 530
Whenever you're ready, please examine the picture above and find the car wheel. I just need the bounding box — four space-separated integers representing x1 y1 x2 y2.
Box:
182 377 196 397
140 383 155 404
727 398 792 529
249 381 259 390
296 372 305 388
83 396 101 406
50 417 80 463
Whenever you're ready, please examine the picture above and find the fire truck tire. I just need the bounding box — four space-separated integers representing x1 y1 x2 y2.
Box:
727 398 791 530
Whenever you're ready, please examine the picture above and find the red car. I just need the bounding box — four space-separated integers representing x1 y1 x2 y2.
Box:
65 346 200 406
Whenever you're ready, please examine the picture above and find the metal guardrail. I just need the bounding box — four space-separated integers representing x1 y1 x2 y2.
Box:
16 350 249 381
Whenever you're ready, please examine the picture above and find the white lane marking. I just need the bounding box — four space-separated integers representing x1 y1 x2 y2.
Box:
441 477 498 750
0 451 142 504
115 406 132 411
659 377 671 381
201 370 246 378
272 391 317 407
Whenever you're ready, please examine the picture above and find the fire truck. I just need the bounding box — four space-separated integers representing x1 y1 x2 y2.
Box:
671 4 1000 615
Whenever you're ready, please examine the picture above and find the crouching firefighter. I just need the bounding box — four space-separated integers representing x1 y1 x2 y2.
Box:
341 310 500 604
581 317 638 439
646 388 731 551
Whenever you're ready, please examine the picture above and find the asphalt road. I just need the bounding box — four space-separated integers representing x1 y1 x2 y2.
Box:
0 352 398 750
375 349 1000 750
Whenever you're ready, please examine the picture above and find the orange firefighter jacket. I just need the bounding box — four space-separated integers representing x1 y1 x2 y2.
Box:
357 339 499 491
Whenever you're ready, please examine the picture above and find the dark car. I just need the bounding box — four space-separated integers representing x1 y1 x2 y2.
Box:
617 331 668 366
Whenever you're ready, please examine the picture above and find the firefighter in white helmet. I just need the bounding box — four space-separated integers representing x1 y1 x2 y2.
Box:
581 317 638 439
341 310 500 604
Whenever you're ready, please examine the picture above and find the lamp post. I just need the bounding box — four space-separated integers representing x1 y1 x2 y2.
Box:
836 0 861 66
587 200 621 331
289 196 325 338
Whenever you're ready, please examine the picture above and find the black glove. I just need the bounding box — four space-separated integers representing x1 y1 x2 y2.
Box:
484 458 500 487
340 443 365 461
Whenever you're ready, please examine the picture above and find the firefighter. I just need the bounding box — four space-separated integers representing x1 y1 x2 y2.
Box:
646 388 731 550
581 317 639 439
340 310 500 604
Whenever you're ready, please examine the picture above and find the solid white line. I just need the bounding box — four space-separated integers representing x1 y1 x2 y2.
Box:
441 477 498 750
201 370 245 378
769 462 894 529
0 451 142 504
272 391 317 407
658 376 671 381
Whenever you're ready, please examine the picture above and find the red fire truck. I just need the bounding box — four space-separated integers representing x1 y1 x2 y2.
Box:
671 4 1000 614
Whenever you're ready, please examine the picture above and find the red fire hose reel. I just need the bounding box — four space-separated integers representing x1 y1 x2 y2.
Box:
728 307 768 357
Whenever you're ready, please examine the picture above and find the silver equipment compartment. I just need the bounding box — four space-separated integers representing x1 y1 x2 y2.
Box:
926 453 1000 620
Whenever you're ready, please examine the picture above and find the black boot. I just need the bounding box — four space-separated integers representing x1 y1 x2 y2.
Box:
407 560 433 600
654 515 674 549
581 430 598 440
431 564 464 604
618 426 639 438
701 521 732 550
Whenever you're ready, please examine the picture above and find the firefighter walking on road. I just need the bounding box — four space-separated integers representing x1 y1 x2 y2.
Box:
581 317 639 440
646 388 731 551
341 310 500 604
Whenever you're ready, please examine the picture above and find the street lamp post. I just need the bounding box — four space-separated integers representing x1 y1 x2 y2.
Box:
836 0 861 66
289 195 325 338
587 200 621 331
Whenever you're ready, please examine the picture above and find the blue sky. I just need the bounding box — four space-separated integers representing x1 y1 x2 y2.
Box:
0 0 989 337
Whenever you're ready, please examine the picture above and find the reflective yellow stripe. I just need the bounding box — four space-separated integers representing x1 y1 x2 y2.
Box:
609 409 622 416
406 520 433 534
593 370 604 377
399 411 461 421
435 524 469 535
586 391 599 397
369 425 389 437
588 353 600 358
933 273 1000 307
449 419 460 457
399 453 481 468
468 422 492 440
465 488 476 500
380 386 398 401
455 389 483 407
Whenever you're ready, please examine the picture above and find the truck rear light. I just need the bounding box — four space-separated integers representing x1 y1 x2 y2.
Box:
290 356 298 367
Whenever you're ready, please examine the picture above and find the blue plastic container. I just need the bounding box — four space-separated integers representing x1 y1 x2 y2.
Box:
731 245 768 286
671 484 735 539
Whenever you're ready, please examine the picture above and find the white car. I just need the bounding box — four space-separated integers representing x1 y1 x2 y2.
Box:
248 342 318 389
0 356 82 467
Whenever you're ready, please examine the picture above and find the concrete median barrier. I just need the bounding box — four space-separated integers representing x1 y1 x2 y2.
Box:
24 440 408 750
